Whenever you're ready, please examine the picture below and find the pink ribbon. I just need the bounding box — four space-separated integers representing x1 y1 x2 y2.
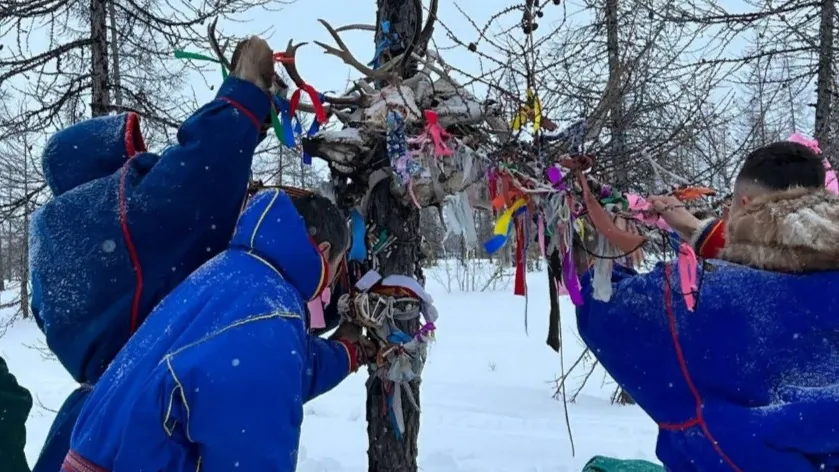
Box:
626 193 670 230
677 243 697 312
556 279 569 296
825 161 838 194
788 132 821 153
306 286 331 329
409 110 453 157
787 132 838 194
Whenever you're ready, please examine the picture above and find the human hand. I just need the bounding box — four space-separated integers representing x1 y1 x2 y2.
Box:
230 36 274 92
331 322 378 370
648 195 700 240
330 322 362 342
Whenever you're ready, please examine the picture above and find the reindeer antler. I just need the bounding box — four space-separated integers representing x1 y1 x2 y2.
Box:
207 17 231 71
276 39 365 108
278 40 308 88
315 19 402 83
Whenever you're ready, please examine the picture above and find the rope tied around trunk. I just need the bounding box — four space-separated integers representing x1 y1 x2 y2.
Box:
337 269 437 440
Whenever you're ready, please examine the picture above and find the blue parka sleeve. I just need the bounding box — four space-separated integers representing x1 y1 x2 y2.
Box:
575 264 670 384
125 77 271 235
762 385 839 459
304 336 354 402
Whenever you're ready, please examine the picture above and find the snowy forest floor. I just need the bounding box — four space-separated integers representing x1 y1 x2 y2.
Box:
2 263 659 471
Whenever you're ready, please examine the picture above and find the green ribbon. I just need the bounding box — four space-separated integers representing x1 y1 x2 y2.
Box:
270 109 284 144
600 194 628 210
173 50 228 78
175 48 286 142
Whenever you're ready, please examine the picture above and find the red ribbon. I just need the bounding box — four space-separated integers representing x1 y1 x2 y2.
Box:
290 84 327 124
272 52 294 64
514 219 527 296
272 52 327 124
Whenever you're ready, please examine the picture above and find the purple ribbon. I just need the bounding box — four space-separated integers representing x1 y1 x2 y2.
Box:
562 245 584 306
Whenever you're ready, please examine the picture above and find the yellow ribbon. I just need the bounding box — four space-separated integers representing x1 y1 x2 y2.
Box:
510 89 542 132
492 198 528 236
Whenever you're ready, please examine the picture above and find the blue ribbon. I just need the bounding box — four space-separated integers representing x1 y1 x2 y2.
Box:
273 97 297 149
386 392 403 440
482 205 528 254
668 231 683 252
369 21 399 69
301 94 325 165
348 209 367 262
387 330 412 344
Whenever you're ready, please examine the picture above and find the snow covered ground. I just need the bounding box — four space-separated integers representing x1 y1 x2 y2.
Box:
1 265 659 471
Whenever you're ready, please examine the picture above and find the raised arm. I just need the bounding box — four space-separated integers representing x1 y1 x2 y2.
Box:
124 38 276 234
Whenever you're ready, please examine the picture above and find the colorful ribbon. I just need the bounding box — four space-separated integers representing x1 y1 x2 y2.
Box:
411 110 453 157
546 165 567 191
289 84 327 124
677 243 697 312
511 88 542 132
305 286 331 329
561 245 584 306
272 97 298 148
787 132 838 194
173 50 228 78
483 198 528 254
369 21 399 69
274 95 325 164
348 209 367 262
625 193 671 231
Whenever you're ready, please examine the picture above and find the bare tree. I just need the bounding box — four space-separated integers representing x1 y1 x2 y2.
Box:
0 0 280 142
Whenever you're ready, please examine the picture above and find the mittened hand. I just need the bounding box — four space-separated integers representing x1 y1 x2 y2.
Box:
330 322 362 343
230 36 274 92
357 336 378 363
332 322 380 372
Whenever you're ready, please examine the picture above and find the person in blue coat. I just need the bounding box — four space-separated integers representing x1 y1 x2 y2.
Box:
63 189 369 472
29 37 277 472
576 141 839 472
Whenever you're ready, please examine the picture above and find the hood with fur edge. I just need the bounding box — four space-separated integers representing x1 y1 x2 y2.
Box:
720 187 839 272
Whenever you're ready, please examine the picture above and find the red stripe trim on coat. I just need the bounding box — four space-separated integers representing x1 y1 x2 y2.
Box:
660 265 742 471
120 113 146 334
218 96 261 130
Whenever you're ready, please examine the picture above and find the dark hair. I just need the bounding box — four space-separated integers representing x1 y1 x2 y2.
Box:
737 141 825 190
291 193 349 261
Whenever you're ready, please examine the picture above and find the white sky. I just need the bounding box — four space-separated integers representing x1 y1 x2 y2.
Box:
189 0 560 104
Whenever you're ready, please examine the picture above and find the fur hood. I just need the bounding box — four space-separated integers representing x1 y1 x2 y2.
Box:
720 187 839 272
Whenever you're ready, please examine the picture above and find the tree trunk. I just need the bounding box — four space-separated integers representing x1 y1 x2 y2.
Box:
20 145 30 318
604 0 628 190
108 0 123 108
815 0 835 157
365 191 422 472
365 2 424 471
0 234 5 292
90 0 110 117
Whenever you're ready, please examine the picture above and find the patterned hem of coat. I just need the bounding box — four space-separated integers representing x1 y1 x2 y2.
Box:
61 450 107 472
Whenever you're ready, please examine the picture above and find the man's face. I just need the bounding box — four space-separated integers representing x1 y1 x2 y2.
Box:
316 241 346 288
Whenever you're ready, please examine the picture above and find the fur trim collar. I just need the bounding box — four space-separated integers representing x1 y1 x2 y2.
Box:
720 188 839 272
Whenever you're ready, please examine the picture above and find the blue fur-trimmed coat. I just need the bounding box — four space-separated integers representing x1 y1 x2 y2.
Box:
577 188 839 472
69 189 354 472
29 77 271 472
